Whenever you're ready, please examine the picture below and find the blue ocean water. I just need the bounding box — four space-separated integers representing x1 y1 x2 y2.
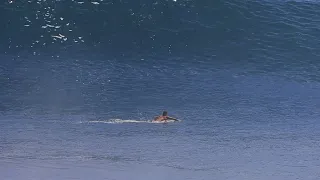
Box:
1 0 320 179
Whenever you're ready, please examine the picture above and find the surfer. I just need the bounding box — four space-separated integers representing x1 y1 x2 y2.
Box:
153 111 178 122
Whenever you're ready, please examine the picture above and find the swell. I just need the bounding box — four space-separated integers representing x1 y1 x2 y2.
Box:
1 0 320 114
1 0 320 56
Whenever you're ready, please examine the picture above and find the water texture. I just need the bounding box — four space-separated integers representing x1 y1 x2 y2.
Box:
1 0 320 179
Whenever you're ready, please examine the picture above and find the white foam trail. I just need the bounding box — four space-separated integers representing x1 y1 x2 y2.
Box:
84 119 180 124
89 119 148 124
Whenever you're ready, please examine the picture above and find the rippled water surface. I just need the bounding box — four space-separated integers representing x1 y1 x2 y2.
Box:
1 0 320 179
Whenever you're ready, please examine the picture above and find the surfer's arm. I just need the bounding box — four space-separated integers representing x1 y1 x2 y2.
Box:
167 116 178 121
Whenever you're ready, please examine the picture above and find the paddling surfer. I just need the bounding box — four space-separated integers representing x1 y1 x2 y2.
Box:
153 111 178 122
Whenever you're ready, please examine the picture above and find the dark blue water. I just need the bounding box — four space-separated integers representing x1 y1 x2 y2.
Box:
1 0 320 179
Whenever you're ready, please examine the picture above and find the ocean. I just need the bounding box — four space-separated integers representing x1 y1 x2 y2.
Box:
1 0 320 179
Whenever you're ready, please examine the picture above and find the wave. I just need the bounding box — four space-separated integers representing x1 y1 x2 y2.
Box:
2 0 320 55
1 0 320 114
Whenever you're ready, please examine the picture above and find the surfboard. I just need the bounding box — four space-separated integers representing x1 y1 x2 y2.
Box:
151 119 181 123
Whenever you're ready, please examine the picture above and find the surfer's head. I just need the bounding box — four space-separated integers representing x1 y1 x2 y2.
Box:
162 111 168 116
